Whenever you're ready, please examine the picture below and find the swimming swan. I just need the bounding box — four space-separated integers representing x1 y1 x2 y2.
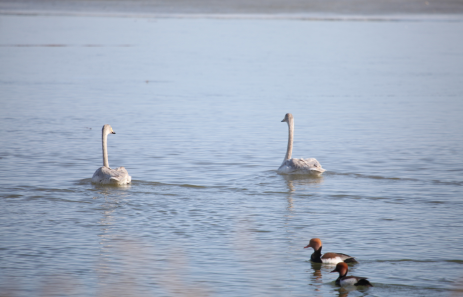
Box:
277 113 325 175
92 124 131 185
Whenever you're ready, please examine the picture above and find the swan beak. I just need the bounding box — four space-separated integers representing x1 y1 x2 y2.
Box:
281 119 286 122
111 131 116 134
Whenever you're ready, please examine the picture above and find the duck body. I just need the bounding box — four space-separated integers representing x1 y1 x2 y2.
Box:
310 249 357 264
332 262 373 287
305 238 357 264
92 166 131 185
335 275 373 287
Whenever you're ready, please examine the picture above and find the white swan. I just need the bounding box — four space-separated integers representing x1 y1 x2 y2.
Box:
277 113 325 175
92 124 131 185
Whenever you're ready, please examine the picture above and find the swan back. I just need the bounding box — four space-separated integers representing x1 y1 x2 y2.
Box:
92 166 132 185
278 158 325 175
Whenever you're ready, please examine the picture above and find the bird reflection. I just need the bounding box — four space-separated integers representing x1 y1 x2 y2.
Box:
94 186 131 228
283 174 324 193
307 262 323 294
93 186 131 283
335 286 369 297
311 262 323 281
337 288 351 297
283 174 324 211
95 186 131 234
286 192 294 211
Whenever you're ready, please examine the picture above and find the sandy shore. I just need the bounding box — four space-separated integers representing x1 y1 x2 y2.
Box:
1 0 463 17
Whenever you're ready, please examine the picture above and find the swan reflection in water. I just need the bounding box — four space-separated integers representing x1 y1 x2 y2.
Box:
92 187 210 296
283 174 324 192
282 174 324 212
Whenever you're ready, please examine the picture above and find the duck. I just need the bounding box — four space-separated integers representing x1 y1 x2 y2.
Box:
304 238 357 264
331 262 373 287
277 113 325 175
91 124 131 185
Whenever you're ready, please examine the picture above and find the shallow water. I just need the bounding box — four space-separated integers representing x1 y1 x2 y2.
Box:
1 14 463 297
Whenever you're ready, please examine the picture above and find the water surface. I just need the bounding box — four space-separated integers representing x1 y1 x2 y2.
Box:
1 14 463 297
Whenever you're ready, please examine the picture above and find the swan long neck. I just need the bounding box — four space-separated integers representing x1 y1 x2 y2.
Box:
284 118 294 161
102 129 109 168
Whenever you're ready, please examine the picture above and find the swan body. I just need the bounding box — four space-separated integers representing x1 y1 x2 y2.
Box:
278 158 324 175
92 166 131 185
92 124 131 185
277 113 325 175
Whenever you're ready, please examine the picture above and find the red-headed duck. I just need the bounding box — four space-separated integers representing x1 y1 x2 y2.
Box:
331 262 373 287
304 238 357 264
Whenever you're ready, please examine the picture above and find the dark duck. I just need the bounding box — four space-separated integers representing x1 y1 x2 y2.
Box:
331 262 373 287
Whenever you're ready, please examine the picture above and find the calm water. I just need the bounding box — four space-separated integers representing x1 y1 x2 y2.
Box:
1 14 463 297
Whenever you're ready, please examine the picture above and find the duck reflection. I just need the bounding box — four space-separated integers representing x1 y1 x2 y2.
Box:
310 262 323 282
335 286 369 297
336 288 351 297
307 262 325 296
306 262 333 296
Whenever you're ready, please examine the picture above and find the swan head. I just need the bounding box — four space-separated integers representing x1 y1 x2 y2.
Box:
281 113 293 123
103 124 116 135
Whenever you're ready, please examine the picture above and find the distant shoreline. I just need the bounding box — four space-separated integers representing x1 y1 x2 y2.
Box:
2 10 463 22
1 0 463 21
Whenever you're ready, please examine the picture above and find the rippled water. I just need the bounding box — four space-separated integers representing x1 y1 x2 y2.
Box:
1 14 463 297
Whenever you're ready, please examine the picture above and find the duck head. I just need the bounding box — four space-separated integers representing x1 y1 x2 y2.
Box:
331 262 349 277
304 238 322 251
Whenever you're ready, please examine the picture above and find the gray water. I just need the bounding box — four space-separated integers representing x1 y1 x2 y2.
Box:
1 14 463 297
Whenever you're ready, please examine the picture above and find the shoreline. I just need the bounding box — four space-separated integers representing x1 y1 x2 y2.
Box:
1 0 463 22
2 10 463 22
